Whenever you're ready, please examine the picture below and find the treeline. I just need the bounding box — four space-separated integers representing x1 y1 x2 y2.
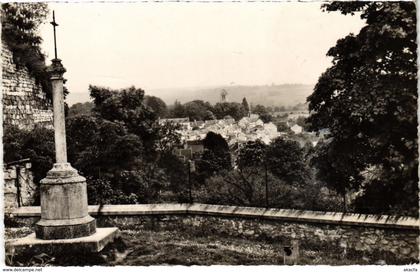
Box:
68 97 276 123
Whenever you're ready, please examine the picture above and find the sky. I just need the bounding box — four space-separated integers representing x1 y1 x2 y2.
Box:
39 2 366 105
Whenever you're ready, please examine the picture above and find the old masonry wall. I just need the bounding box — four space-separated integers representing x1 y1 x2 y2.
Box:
2 41 53 130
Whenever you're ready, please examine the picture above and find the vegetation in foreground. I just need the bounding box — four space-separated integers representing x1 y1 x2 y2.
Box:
5 228 406 266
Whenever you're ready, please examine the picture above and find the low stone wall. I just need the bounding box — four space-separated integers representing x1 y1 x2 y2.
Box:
7 204 419 264
4 161 37 210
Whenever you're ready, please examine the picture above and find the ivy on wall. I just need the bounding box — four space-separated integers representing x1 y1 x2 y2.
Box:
1 3 63 101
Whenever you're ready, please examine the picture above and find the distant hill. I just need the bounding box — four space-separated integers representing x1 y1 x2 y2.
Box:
151 84 314 108
66 84 315 108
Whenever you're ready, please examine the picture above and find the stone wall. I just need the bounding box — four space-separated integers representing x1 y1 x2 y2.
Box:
97 215 418 263
2 41 53 130
4 161 38 210
7 204 419 264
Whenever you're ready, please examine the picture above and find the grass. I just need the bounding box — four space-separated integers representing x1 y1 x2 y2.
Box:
4 228 409 266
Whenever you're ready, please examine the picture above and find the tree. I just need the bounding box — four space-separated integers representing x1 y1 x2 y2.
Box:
252 104 272 123
202 131 229 153
66 115 144 179
309 139 363 211
144 95 168 118
235 138 309 206
157 152 188 201
241 97 250 115
66 86 182 204
237 140 267 171
196 132 232 180
213 102 247 121
183 100 214 121
169 100 185 118
307 2 417 216
203 110 216 120
236 140 270 206
295 116 309 131
274 121 291 133
68 102 94 117
266 137 309 184
199 170 268 206
3 125 55 183
89 85 157 149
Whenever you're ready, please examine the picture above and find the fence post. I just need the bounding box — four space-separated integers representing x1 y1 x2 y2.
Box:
188 160 193 204
265 163 269 208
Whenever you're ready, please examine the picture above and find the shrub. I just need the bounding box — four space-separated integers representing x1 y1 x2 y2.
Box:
3 125 54 183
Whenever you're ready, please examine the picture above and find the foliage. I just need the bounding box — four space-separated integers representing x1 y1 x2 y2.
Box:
90 85 156 138
213 102 247 121
202 131 229 152
198 170 267 206
157 152 188 197
68 102 94 117
274 121 291 133
168 100 186 119
307 2 417 216
252 104 272 123
167 100 215 121
265 137 309 184
1 3 57 100
241 97 250 114
196 132 232 181
290 102 307 111
196 138 320 209
144 95 168 118
204 110 216 120
66 115 144 179
197 168 341 212
274 105 286 112
183 100 214 121
295 116 310 131
86 177 138 205
3 125 55 183
66 86 182 204
236 140 267 170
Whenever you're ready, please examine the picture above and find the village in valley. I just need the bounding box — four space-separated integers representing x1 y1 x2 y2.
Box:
160 96 318 163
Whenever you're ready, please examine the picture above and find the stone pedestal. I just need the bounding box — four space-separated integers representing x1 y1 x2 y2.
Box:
9 228 119 253
35 163 96 239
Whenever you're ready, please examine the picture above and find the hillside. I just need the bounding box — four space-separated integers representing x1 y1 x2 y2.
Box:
151 84 314 107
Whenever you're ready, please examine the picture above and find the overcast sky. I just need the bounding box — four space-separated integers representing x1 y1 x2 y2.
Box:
39 2 365 105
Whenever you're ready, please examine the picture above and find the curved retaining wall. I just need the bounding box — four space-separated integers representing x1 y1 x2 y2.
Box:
7 203 420 263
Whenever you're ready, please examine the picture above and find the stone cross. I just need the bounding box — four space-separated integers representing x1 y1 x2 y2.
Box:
50 10 58 60
35 11 96 240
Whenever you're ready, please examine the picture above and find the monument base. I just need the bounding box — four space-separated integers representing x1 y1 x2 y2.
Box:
7 227 119 253
36 162 97 239
35 215 96 240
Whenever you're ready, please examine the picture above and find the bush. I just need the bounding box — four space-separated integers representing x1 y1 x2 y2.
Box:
3 125 54 183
